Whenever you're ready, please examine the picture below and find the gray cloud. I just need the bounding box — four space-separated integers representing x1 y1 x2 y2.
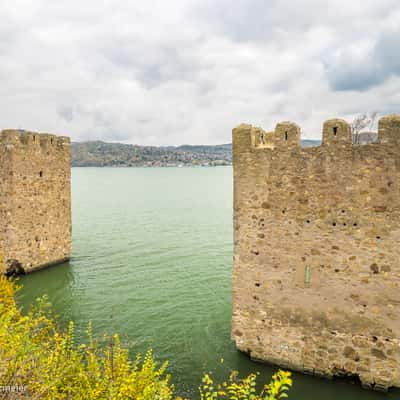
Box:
374 28 400 82
0 0 400 144
58 105 75 123
326 27 400 91
325 58 383 92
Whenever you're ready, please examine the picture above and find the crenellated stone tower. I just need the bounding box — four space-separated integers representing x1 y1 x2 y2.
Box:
231 115 400 391
0 130 71 275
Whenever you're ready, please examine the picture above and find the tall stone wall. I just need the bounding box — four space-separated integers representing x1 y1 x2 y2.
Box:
231 115 400 391
0 130 71 274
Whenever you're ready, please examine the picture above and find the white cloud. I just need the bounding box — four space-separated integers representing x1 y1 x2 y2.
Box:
0 0 399 145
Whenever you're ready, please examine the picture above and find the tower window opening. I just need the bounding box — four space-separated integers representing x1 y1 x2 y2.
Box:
284 131 288 141
39 171 43 177
333 127 338 136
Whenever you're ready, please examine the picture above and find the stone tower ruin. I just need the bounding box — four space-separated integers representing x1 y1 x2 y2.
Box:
0 130 71 275
231 115 400 390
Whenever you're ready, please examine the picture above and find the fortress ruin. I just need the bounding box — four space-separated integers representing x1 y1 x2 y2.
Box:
231 115 400 390
0 130 71 275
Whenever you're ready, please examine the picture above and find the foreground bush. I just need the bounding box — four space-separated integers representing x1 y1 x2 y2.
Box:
199 370 292 400
0 276 291 399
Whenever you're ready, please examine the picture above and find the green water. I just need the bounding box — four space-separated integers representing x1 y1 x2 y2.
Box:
19 167 398 399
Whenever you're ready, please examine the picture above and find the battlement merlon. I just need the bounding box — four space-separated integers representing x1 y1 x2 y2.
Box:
321 118 351 147
232 114 400 154
378 114 400 145
0 130 70 149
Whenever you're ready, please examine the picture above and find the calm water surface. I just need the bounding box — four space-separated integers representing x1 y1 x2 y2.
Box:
19 167 398 399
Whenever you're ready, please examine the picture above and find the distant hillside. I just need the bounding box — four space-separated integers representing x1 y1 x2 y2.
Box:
301 140 320 147
70 139 325 167
71 141 233 167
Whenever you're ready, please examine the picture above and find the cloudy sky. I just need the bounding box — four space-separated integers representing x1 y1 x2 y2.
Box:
1 0 400 145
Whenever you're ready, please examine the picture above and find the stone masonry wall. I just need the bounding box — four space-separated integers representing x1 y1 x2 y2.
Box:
231 115 400 391
0 130 71 274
